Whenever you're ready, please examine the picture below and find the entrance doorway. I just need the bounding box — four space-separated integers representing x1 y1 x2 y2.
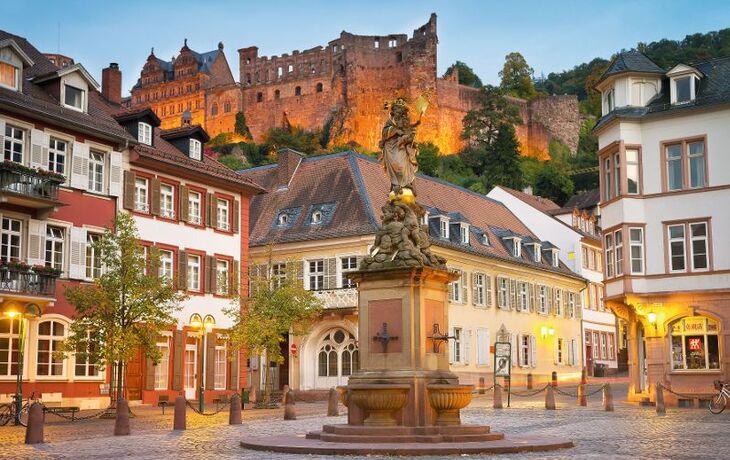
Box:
637 325 646 393
184 344 197 400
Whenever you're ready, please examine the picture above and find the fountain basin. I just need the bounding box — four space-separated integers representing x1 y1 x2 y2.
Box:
348 384 410 426
427 384 474 426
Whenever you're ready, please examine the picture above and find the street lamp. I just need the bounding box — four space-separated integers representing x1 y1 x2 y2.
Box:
3 302 41 425
189 313 215 412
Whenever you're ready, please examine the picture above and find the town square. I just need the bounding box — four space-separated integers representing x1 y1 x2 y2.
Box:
0 0 729 458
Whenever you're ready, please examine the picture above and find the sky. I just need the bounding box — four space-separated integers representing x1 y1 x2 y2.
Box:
3 0 730 95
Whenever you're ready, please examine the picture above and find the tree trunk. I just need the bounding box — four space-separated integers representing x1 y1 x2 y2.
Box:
263 354 271 405
116 361 125 402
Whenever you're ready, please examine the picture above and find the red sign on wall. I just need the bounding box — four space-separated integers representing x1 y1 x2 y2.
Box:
290 343 298 356
688 338 702 351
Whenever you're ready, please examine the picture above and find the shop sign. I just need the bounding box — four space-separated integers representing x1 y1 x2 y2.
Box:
683 317 706 334
494 342 511 378
688 338 703 351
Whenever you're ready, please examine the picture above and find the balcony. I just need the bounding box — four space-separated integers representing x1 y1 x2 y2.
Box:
0 162 65 212
312 288 358 310
0 266 59 298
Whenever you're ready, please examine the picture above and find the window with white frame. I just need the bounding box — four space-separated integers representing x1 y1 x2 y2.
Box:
439 218 449 239
605 234 614 277
568 292 576 318
340 256 357 288
0 318 21 376
0 61 19 90
666 143 683 191
626 149 640 194
138 122 152 145
45 226 64 270
74 330 99 377
388 39 397 48
673 76 692 104
159 249 173 281
271 262 286 288
498 277 509 309
3 124 24 163
134 177 149 212
48 137 67 175
154 336 170 390
88 150 104 193
64 84 85 111
187 254 201 291
36 320 66 376
603 157 612 200
452 327 462 363
690 222 709 270
449 270 463 303
519 334 534 367
214 339 227 390
216 198 230 231
607 333 616 360
308 259 324 290
216 259 229 295
614 230 624 276
459 224 469 245
1 217 22 261
160 183 175 219
511 238 521 258
311 209 323 224
554 289 562 316
614 152 621 198
189 139 202 160
86 233 102 279
629 227 644 274
473 273 486 306
688 141 706 189
538 285 548 314
532 244 541 262
669 221 709 272
519 282 529 312
188 190 202 224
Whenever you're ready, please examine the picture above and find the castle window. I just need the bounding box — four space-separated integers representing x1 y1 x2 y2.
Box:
256 92 263 103
211 103 218 116
295 86 302 96
224 101 231 113
396 52 403 63
255 71 260 82
245 73 251 84
388 39 397 48
316 82 323 93
274 89 280 100
333 45 338 53
311 65 316 74
277 67 283 78
288 64 293 74
245 57 251 65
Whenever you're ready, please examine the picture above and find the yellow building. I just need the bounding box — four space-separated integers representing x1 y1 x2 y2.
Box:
239 150 587 394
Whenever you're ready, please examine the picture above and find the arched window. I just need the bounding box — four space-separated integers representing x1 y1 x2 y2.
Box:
316 82 323 93
295 86 302 96
256 92 263 103
317 328 358 378
224 101 231 113
671 316 720 370
274 89 280 100
37 319 66 377
0 318 21 377
211 103 218 116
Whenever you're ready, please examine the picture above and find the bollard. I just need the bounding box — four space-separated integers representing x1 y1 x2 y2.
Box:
327 387 339 416
655 383 666 416
577 383 587 406
493 384 503 409
173 395 187 430
603 383 614 412
114 399 131 436
551 371 558 387
580 367 588 385
24 402 44 444
281 385 290 404
284 389 297 420
545 385 556 410
229 393 242 425
478 377 485 395
527 373 533 390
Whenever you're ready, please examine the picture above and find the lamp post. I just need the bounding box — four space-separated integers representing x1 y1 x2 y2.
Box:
189 313 215 413
4 303 41 426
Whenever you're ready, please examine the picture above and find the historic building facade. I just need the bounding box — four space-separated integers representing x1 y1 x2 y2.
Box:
595 50 730 405
239 150 586 395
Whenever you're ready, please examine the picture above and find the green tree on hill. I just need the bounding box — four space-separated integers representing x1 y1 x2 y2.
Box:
444 61 483 88
462 85 522 146
499 52 538 100
417 142 441 176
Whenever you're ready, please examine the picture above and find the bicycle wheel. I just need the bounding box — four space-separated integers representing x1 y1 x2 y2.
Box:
19 405 29 427
709 394 726 414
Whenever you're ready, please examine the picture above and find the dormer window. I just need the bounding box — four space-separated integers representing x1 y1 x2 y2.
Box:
277 212 288 226
551 250 559 267
674 76 692 104
63 84 85 111
481 233 489 246
439 218 449 239
459 224 469 245
422 211 429 225
506 237 521 258
138 122 152 145
311 209 322 224
604 87 615 113
531 243 542 263
189 139 202 160
0 61 19 91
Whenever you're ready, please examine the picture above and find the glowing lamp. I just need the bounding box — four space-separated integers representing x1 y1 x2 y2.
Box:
189 313 203 329
540 326 548 338
647 312 657 324
548 328 555 336
203 314 216 333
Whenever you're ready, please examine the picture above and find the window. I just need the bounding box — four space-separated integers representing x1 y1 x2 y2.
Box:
614 153 621 198
519 334 534 367
64 84 84 110
498 278 509 309
160 183 175 219
277 212 288 226
556 338 564 364
88 151 104 193
1 217 22 261
671 317 719 370
308 259 324 290
187 254 201 291
603 157 611 200
688 141 705 188
86 233 102 279
593 331 600 359
532 244 541 262
214 340 226 390
629 227 644 274
159 249 173 281
154 337 170 390
690 222 709 270
518 282 529 312
224 101 231 113
581 247 588 269
74 330 99 377
675 77 691 104
188 190 202 224
138 122 152 145
449 270 463 303
274 89 280 100
554 289 562 316
568 292 576 318
668 221 709 272
551 250 559 267
134 177 149 212
294 86 301 96
453 328 462 363
287 64 293 74
45 226 64 270
216 259 229 295
340 256 357 288
311 209 322 224
473 273 486 306
607 333 615 360
211 103 218 116
538 285 548 314
512 238 521 258
48 137 67 175
388 39 397 48
439 219 448 239
0 318 21 376
271 262 286 288
189 139 202 160
37 320 66 376
3 124 24 163
0 61 18 90
614 230 624 276
316 82 323 93
256 92 263 103
666 144 683 191
459 225 469 245
605 234 614 277
626 149 640 194
604 87 615 113
374 40 380 49
216 198 230 231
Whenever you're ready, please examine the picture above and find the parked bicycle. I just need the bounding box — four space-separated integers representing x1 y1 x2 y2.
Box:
0 392 41 426
709 380 730 414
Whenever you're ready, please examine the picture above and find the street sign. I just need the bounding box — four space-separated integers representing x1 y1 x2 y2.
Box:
290 343 298 356
494 342 511 378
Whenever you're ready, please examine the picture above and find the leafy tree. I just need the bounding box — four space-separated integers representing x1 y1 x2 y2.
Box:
226 254 323 405
462 123 524 191
235 112 252 139
417 142 440 176
61 213 186 403
499 52 538 100
264 126 322 155
443 61 483 88
218 154 249 171
534 161 575 205
462 85 521 146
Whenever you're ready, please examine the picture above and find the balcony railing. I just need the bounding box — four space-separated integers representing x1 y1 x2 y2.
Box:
0 162 64 205
312 288 358 309
0 267 58 297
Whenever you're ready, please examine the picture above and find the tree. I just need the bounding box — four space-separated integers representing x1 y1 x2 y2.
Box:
226 254 323 405
443 61 483 88
461 85 521 146
476 123 524 190
234 112 252 139
264 126 322 155
218 154 249 171
61 213 186 403
416 142 440 176
499 52 538 100
534 161 575 205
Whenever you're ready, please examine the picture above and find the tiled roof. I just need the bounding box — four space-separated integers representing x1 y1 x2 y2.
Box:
494 185 560 212
562 189 600 211
599 50 665 83
160 125 210 143
0 30 133 144
240 151 581 278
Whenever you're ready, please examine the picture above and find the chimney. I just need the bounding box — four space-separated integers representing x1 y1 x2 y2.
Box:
102 63 122 104
276 149 304 189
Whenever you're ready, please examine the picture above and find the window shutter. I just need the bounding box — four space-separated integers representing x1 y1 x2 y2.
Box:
209 195 218 228
463 329 471 364
564 291 570 318
231 260 239 297
232 199 240 234
68 226 87 280
517 333 524 367
485 275 492 307
325 258 337 289
30 128 48 170
206 333 216 390
179 185 189 222
150 177 161 216
509 278 517 310
547 286 553 314
145 357 156 391
462 271 468 305
497 277 505 308
295 260 304 286
177 250 188 290
472 273 479 305
108 151 122 197
148 245 160 278
70 141 90 190
0 120 5 152
27 219 47 266
510 333 517 366
530 335 537 367
205 193 212 227
228 347 239 390
554 339 560 365
172 330 184 390
448 327 455 364
576 291 583 319
122 171 136 210
529 283 536 313
205 255 216 293
476 328 489 365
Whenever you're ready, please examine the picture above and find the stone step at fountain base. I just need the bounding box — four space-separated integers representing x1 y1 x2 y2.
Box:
306 423 503 443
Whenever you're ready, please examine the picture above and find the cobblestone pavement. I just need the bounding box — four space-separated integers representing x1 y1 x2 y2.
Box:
1 384 729 459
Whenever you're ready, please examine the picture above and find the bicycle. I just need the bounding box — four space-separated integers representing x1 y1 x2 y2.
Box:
709 380 729 414
0 392 41 426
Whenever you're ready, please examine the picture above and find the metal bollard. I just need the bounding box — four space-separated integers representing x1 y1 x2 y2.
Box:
493 384 503 409
603 383 614 412
551 371 558 387
284 389 296 420
527 373 533 390
655 383 666 416
24 402 44 444
545 385 556 410
229 393 242 425
114 399 131 436
327 387 339 416
173 395 186 430
478 377 485 394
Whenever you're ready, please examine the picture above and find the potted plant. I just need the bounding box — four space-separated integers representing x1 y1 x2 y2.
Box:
32 265 63 277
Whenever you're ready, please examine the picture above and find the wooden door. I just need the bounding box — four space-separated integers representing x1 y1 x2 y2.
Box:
126 348 143 400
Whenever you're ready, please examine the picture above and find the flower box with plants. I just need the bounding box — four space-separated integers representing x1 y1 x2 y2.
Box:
0 161 66 182
32 265 63 277
0 259 31 272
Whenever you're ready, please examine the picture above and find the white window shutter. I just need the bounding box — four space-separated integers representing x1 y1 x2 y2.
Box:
69 227 88 280
0 120 5 150
27 219 47 266
510 333 517 366
448 327 455 364
517 333 524 367
530 335 537 367
570 339 577 366
462 271 468 305
70 142 90 190
30 129 49 170
108 150 122 197
554 339 559 365
476 328 489 366
463 329 471 364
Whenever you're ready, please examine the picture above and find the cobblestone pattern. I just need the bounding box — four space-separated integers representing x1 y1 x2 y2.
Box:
1 385 728 459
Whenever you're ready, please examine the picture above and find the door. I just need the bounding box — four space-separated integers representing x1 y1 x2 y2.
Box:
637 326 646 393
184 345 197 400
586 345 594 375
126 348 143 400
